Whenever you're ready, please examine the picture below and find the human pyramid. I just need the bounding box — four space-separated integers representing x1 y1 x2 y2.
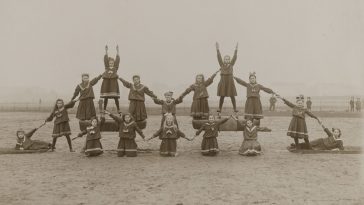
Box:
15 43 344 157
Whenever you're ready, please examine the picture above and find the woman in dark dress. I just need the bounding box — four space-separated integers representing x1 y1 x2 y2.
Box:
216 42 238 115
101 45 121 113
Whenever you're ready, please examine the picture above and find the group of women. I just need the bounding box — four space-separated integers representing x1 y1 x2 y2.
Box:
15 43 344 157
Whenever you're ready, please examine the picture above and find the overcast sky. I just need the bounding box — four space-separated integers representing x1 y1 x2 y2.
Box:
0 0 363 102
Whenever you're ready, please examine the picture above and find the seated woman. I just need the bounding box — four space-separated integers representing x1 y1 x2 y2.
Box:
15 128 51 150
77 117 105 156
238 118 266 156
292 122 344 150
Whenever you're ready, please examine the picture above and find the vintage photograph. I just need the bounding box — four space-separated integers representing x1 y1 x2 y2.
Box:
0 0 363 204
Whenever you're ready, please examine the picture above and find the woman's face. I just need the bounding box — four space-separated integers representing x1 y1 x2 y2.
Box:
208 115 215 123
296 100 304 107
124 115 131 123
333 129 340 138
196 75 203 83
165 96 172 102
247 120 253 127
91 119 98 127
108 60 115 68
82 75 89 82
56 100 64 108
166 118 173 126
223 55 231 64
17 132 25 139
249 76 256 84
133 77 140 85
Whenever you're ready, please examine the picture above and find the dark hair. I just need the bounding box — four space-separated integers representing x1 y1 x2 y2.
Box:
332 128 342 138
132 75 140 80
122 113 134 122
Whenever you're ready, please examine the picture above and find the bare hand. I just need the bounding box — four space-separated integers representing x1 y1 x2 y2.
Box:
105 45 108 51
236 42 239 50
215 42 219 50
116 45 119 53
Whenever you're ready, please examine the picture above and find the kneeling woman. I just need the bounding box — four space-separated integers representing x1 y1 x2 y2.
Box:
15 128 51 151
105 111 145 157
238 118 266 156
148 114 190 157
77 117 104 156
193 115 229 156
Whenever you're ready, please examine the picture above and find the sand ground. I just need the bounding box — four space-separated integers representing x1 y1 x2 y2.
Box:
0 112 363 205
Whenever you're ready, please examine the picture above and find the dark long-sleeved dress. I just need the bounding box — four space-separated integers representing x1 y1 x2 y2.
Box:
153 97 183 126
15 129 50 150
152 126 186 156
46 101 76 138
309 128 344 150
234 77 274 119
101 54 120 98
283 99 318 139
181 73 217 118
119 78 157 121
78 120 104 156
195 118 229 155
72 75 102 120
217 49 237 97
109 114 145 157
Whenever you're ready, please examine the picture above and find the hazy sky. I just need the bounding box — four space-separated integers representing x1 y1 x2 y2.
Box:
0 0 363 102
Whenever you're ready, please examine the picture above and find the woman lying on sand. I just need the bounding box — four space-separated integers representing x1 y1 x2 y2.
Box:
15 128 51 151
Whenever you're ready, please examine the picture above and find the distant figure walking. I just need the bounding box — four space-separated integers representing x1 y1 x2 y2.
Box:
350 97 355 112
269 94 277 111
306 97 312 111
356 98 361 112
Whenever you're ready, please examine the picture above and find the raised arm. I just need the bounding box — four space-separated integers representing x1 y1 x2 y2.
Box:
323 127 332 137
104 45 109 68
204 72 218 87
234 77 248 87
259 84 274 94
115 45 120 69
119 77 132 88
25 128 37 138
90 74 103 86
144 86 157 99
230 44 238 65
216 42 224 67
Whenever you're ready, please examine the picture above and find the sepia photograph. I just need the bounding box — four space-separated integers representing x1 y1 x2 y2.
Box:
0 0 363 204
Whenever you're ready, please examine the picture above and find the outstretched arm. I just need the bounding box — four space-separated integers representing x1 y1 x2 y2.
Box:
134 124 145 139
281 98 295 108
45 112 54 122
25 128 38 138
204 72 218 87
180 85 194 98
144 86 157 99
216 42 224 67
149 128 163 140
71 86 81 101
109 113 123 123
119 77 132 88
90 74 103 86
177 129 188 140
259 84 274 94
153 98 164 105
230 43 238 65
234 77 248 87
217 117 229 126
305 110 318 119
64 100 76 109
